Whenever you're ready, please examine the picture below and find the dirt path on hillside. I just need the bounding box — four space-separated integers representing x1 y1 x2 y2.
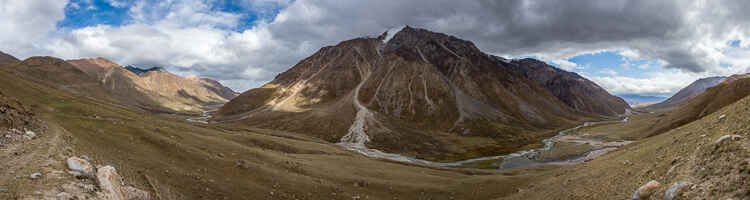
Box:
0 121 71 199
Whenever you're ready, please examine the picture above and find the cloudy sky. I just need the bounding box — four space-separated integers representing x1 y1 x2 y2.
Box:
2 0 750 97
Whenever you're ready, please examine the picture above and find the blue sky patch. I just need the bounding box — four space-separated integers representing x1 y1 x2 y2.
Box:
57 0 284 32
58 0 133 29
566 51 663 79
730 40 741 48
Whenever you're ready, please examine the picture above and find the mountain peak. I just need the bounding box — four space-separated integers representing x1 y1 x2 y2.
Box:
21 56 68 66
386 26 480 55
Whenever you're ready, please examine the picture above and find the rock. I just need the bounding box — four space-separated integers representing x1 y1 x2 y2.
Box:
96 166 126 200
665 181 692 200
29 172 42 179
714 134 742 144
123 186 150 200
718 114 726 121
630 180 660 200
24 130 36 139
56 192 73 200
67 157 95 178
76 182 97 193
0 188 7 193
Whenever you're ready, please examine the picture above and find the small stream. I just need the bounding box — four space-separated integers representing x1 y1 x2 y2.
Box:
186 111 210 124
342 117 630 169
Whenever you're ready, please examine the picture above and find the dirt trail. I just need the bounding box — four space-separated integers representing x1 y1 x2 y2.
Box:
0 121 72 199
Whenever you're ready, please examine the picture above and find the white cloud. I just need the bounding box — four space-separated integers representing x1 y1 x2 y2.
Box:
107 0 127 8
600 69 618 76
550 59 582 71
585 70 703 96
0 0 68 58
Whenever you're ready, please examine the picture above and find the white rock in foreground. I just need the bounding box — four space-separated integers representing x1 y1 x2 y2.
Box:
67 157 94 177
96 166 126 200
630 180 660 200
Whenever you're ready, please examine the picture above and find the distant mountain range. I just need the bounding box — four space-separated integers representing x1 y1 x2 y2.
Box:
0 54 237 113
617 94 667 106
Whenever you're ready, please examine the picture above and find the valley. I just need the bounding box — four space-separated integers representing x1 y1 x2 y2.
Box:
1 26 748 200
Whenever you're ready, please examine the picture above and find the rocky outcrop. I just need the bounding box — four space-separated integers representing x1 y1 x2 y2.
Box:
96 166 126 200
0 90 35 130
0 90 42 146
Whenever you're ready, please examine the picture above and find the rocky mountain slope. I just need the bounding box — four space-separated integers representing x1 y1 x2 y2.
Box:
647 76 725 110
500 58 631 116
217 27 625 161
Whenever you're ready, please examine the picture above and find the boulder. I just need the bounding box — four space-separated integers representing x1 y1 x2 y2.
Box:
96 166 126 200
67 157 95 177
630 180 660 200
665 181 692 200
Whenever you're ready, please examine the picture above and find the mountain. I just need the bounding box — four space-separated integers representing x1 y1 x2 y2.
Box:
67 58 238 112
646 76 725 110
124 65 168 75
500 58 631 116
0 51 18 64
9 56 101 87
645 74 750 136
0 53 236 113
616 94 666 106
217 27 626 161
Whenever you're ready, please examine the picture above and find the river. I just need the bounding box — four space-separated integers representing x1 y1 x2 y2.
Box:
340 117 630 169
